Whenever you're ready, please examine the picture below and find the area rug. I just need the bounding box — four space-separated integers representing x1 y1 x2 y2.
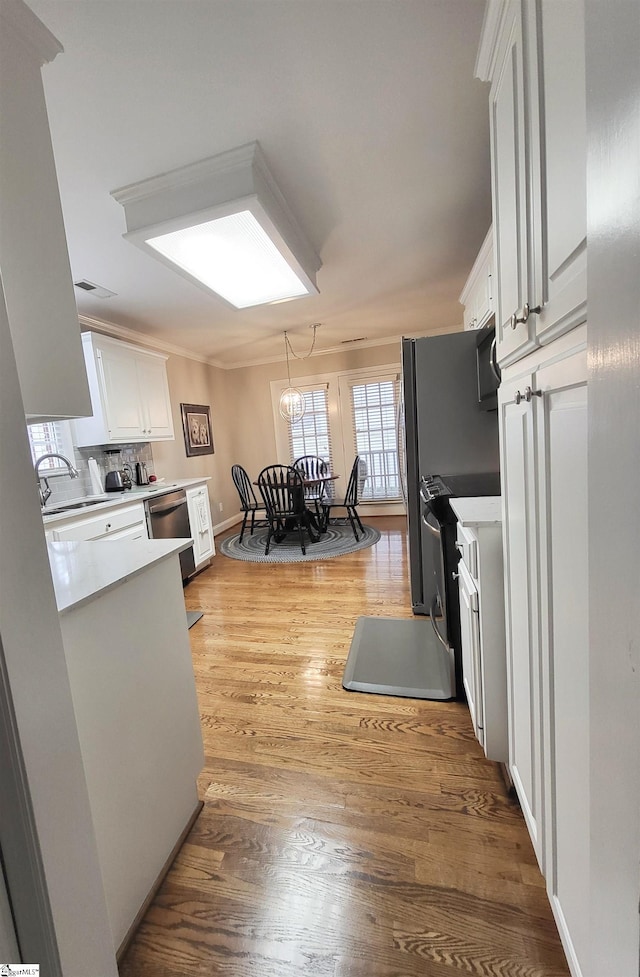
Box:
220 523 381 563
342 616 455 700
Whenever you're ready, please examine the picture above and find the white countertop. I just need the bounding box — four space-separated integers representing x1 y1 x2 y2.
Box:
449 496 503 526
49 538 192 614
42 477 210 525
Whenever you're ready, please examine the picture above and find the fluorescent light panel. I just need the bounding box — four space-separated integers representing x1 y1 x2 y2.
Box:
147 210 309 309
111 142 321 311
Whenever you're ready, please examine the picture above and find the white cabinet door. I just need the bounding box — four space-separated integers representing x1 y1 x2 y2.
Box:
136 354 174 440
490 3 538 366
458 560 483 745
460 228 493 332
186 485 215 567
482 0 586 367
97 343 145 442
537 347 588 974
475 250 494 330
499 366 544 867
500 335 588 968
533 0 587 345
74 332 174 446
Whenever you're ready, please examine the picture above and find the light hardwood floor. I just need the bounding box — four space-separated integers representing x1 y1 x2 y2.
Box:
120 516 568 977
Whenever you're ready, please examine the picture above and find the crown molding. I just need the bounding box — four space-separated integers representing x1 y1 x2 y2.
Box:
77 316 462 372
77 315 225 368
475 0 510 82
0 0 63 66
222 334 404 371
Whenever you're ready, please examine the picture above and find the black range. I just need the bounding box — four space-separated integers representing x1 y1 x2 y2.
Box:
420 471 501 699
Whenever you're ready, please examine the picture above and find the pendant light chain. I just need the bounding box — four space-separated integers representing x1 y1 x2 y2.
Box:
279 324 320 424
284 322 319 361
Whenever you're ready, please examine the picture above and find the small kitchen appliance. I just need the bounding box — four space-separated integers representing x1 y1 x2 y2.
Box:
135 461 150 485
104 449 132 492
105 469 126 492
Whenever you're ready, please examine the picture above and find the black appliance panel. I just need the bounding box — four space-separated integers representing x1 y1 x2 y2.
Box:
476 326 501 411
420 471 500 699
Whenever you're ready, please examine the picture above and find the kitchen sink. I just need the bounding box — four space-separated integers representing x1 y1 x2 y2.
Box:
42 497 109 515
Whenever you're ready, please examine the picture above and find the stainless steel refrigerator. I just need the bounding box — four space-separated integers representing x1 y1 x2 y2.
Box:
402 332 500 614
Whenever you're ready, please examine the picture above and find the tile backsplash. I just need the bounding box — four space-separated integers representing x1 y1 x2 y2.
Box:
41 443 155 506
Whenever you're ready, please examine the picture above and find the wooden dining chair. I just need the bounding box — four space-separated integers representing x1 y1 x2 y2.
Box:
257 465 312 555
293 454 331 527
231 464 268 543
322 455 367 540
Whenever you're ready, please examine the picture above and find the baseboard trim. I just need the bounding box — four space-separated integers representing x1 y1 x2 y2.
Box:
499 761 517 800
116 798 204 963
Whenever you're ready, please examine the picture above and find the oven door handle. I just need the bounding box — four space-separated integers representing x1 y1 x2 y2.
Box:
429 595 450 650
422 510 441 538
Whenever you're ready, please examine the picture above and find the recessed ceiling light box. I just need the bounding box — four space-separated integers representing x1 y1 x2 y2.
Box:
111 141 321 309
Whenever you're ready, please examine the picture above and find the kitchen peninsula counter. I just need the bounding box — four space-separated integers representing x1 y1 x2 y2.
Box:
49 537 192 613
50 536 204 957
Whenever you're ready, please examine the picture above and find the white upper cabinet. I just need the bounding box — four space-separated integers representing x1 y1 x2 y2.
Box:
532 0 586 345
460 227 494 331
73 332 175 446
0 0 91 422
477 0 586 367
485 2 536 364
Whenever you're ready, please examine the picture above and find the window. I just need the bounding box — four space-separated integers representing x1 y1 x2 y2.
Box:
348 378 400 501
27 420 74 471
271 363 403 509
287 386 332 468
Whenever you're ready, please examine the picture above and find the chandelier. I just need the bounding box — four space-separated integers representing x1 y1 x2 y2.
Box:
278 325 319 423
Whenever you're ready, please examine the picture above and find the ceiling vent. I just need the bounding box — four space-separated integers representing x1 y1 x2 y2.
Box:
73 280 117 299
341 336 368 344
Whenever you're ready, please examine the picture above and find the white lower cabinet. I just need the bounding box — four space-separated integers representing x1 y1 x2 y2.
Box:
499 327 588 975
458 561 483 735
450 498 507 762
186 484 215 568
50 502 148 542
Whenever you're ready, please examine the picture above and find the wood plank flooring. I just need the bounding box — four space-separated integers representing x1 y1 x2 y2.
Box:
119 516 568 977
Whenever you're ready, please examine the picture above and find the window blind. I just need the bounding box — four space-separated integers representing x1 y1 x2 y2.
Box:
27 421 71 470
349 378 400 500
287 387 333 468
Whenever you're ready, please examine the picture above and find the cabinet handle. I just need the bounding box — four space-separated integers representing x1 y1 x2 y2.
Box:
105 522 112 531
509 302 543 329
515 386 543 405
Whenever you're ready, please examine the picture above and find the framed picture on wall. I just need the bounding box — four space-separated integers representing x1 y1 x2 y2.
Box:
180 403 214 457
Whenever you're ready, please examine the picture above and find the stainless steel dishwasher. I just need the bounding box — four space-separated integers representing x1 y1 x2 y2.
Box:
145 489 196 584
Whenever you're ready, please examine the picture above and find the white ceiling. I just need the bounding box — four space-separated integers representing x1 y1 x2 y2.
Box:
29 0 491 368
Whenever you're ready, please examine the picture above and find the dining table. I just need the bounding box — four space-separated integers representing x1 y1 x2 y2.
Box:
254 471 339 541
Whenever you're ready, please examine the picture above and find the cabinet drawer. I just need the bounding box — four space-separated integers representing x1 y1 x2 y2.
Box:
456 524 478 580
52 502 147 541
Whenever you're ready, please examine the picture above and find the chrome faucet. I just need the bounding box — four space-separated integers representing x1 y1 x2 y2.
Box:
35 453 80 506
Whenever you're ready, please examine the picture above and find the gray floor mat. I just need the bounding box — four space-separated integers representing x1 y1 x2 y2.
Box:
343 616 454 700
186 610 203 629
